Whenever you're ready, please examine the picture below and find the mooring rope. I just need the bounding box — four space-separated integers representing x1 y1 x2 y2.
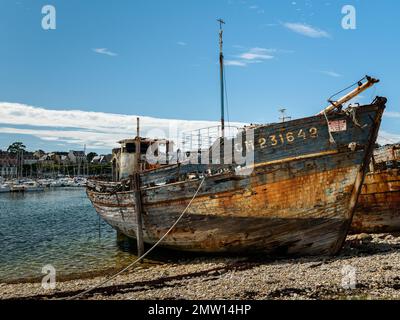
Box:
64 177 206 300
323 111 336 144
345 106 366 129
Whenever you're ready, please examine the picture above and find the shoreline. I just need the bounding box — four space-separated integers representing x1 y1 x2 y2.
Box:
2 233 400 300
0 251 164 285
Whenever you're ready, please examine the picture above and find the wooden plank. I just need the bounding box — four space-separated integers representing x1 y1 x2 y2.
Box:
133 172 144 260
351 169 400 233
134 118 144 260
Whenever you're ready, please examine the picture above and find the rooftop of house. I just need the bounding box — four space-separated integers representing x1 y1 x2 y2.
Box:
69 151 86 156
0 151 16 158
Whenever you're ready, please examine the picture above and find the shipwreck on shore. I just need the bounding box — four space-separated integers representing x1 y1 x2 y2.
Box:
86 21 387 256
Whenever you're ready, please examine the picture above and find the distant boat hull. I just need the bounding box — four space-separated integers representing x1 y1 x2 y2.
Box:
87 100 386 256
0 186 10 193
351 169 400 233
10 184 44 193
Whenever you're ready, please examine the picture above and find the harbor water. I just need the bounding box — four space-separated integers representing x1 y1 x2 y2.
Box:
0 188 142 283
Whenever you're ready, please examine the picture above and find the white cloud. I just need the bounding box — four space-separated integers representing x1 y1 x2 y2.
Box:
319 70 342 78
239 48 274 61
283 22 330 38
262 23 278 27
384 111 400 119
225 47 276 67
0 126 127 150
378 131 400 145
224 60 247 67
0 102 245 150
177 41 187 46
92 48 118 57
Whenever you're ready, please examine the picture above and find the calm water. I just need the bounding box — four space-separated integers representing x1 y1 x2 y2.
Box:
0 188 141 283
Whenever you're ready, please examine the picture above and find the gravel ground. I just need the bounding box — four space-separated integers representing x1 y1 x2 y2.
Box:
2 233 400 300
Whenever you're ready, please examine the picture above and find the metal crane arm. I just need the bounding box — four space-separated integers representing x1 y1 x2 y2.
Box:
319 76 380 115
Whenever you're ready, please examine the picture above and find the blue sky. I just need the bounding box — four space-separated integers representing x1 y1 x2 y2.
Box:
0 0 399 153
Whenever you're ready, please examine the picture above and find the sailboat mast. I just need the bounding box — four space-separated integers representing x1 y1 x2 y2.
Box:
218 18 225 139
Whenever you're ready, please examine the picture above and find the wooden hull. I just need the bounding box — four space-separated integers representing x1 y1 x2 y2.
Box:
88 164 359 255
351 169 400 233
87 101 386 256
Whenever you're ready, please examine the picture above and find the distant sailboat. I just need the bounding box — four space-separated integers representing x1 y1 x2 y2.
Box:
11 181 44 193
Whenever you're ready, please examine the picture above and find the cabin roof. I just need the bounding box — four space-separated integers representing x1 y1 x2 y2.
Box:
118 137 169 145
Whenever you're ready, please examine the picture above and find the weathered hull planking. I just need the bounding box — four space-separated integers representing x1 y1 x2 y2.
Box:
351 169 400 233
87 100 386 256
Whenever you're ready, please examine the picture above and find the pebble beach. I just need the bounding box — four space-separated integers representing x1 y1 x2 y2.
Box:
2 233 400 300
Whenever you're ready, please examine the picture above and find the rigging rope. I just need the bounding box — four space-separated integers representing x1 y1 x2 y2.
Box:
327 76 367 105
323 111 336 144
345 106 366 129
223 63 231 130
64 177 206 300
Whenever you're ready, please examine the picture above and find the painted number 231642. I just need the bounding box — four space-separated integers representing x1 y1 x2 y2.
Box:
259 128 318 149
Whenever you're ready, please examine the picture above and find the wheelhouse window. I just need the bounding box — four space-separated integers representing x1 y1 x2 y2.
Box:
125 143 136 153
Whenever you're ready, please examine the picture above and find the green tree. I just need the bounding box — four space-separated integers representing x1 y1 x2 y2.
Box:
7 142 26 154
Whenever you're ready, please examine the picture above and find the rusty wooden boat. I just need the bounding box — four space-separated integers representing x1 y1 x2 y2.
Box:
86 23 386 256
351 144 400 233
87 94 387 256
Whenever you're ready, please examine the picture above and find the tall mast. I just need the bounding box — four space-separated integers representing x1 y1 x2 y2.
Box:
217 18 225 139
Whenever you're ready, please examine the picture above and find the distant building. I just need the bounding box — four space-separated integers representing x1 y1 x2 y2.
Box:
38 153 56 165
33 150 46 159
23 152 38 165
37 152 70 165
59 155 70 165
0 166 17 177
0 150 17 166
68 151 87 164
54 152 69 165
0 150 17 177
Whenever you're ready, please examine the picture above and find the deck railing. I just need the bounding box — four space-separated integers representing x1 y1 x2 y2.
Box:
179 125 242 152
